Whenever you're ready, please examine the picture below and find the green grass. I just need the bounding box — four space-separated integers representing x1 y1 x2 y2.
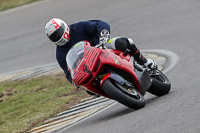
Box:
0 0 40 11
0 75 88 133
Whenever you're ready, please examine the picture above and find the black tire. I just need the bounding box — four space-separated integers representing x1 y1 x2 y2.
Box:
102 79 145 109
148 70 171 96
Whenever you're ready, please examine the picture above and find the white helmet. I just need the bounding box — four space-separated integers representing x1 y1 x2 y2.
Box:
45 18 70 46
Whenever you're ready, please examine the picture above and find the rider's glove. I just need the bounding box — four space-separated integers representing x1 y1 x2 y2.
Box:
144 59 157 69
99 29 110 45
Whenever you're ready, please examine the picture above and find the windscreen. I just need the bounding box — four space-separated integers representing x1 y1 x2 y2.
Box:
66 42 85 70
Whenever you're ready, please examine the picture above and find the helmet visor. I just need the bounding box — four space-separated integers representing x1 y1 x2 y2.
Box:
49 23 65 42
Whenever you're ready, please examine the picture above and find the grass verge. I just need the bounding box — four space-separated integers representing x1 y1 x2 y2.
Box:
0 74 89 133
0 0 40 11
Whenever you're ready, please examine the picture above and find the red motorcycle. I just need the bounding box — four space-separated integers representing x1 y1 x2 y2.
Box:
66 41 171 109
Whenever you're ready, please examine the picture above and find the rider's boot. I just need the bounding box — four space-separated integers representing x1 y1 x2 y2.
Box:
126 38 147 65
86 90 100 98
127 38 156 69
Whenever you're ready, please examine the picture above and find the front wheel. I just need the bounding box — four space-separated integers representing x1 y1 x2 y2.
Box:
148 70 171 96
102 79 145 109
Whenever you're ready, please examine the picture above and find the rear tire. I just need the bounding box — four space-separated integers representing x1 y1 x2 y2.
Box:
148 70 171 96
102 79 145 109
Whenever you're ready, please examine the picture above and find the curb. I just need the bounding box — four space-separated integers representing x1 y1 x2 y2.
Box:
0 63 62 82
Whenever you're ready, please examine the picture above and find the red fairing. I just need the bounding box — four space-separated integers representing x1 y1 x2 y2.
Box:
72 41 101 85
99 49 141 92
68 41 141 97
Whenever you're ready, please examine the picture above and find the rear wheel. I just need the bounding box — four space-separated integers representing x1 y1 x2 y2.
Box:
102 79 145 109
148 70 171 96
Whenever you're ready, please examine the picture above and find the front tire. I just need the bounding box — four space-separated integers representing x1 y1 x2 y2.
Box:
102 79 145 109
148 70 171 96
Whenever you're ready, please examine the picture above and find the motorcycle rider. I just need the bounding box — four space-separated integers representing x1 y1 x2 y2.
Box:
45 18 156 85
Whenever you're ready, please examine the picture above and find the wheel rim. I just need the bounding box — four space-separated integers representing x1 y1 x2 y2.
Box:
114 82 142 100
152 70 167 83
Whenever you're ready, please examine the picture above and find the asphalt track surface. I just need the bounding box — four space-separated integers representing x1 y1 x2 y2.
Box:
1 0 200 133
